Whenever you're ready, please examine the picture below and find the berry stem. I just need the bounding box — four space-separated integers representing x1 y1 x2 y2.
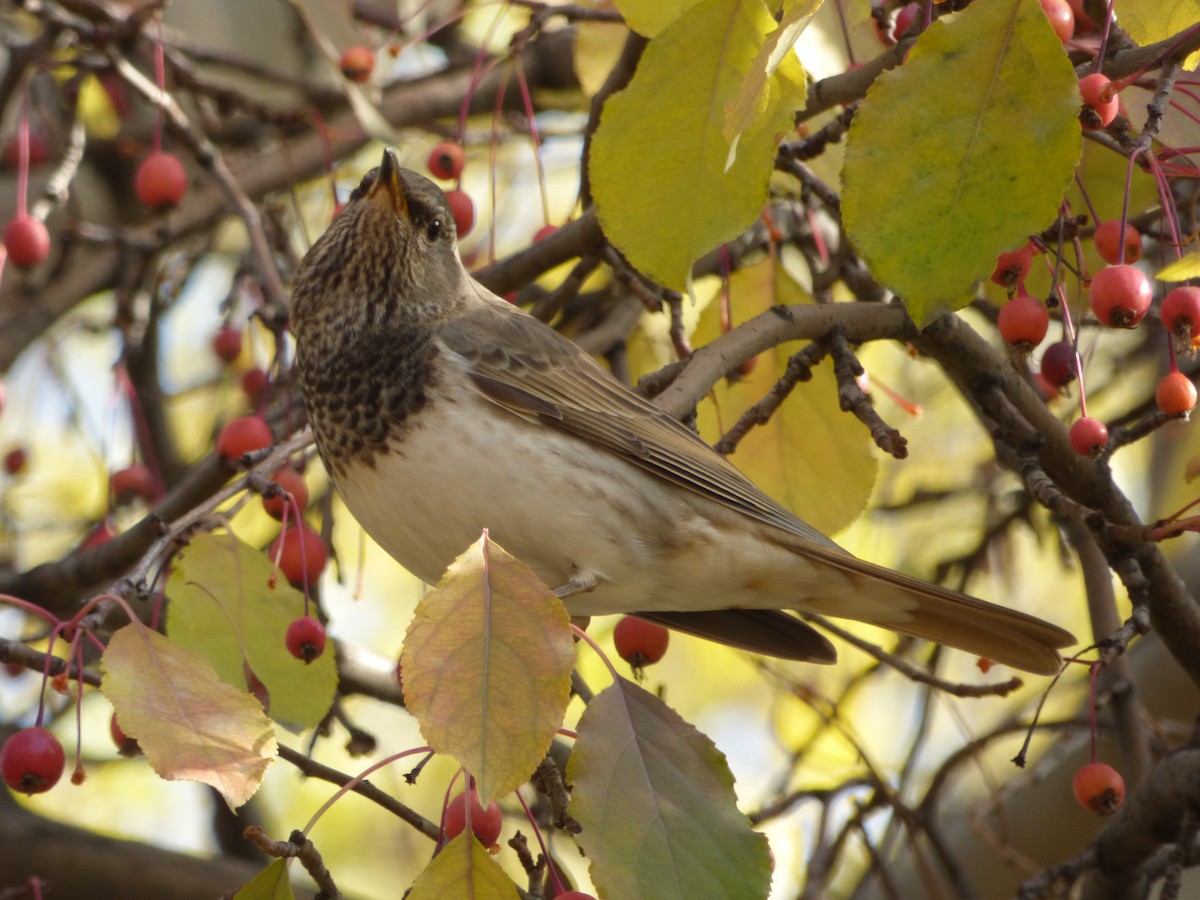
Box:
1087 660 1102 764
15 88 30 217
512 58 551 227
152 24 167 154
298 745 434 838
514 786 567 895
570 622 621 682
1093 1 1116 73
487 70 509 265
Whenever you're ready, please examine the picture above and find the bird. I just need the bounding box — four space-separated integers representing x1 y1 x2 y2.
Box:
288 147 1074 676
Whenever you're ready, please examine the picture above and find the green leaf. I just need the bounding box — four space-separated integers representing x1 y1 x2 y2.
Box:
694 260 877 535
1116 0 1200 69
166 532 337 731
567 677 771 900
101 625 277 809
842 0 1081 324
401 533 576 804
233 860 295 900
407 832 521 899
591 0 807 291
614 0 703 37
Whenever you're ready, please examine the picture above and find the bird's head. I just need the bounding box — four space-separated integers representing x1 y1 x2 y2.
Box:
290 148 469 335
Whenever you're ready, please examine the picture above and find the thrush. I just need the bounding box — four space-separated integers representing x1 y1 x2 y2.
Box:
289 148 1074 675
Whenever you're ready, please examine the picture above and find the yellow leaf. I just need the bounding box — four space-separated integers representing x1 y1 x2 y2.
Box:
78 75 121 140
615 0 703 36
101 625 276 809
694 260 877 535
591 0 807 291
574 19 631 98
407 832 521 899
724 0 821 145
400 533 575 803
167 532 337 731
1185 455 1200 482
842 0 1080 324
1116 0 1200 70
233 860 295 900
1157 253 1200 283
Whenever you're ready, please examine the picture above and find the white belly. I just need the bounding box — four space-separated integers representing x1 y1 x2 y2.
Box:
329 370 854 617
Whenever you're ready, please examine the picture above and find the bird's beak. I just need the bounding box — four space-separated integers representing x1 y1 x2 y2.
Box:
368 148 409 218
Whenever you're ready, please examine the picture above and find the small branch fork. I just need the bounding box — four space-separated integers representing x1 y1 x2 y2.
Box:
244 826 341 900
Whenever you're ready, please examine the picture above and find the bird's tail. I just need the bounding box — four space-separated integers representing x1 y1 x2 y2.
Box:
783 539 1075 675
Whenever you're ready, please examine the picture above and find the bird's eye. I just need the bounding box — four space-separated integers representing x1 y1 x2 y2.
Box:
426 219 442 241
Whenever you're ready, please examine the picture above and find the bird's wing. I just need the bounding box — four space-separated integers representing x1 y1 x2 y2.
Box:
440 286 840 549
441 287 1074 675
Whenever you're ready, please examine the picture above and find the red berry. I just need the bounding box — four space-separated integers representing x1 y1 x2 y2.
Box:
211 326 243 364
110 464 157 504
4 216 50 268
976 657 994 674
1093 220 1141 265
81 519 117 550
241 367 269 405
1066 0 1097 32
1040 340 1077 388
892 3 920 40
427 141 466 180
1069 416 1109 457
533 225 559 244
4 447 28 475
443 789 503 848
736 355 759 378
285 615 327 663
135 152 187 207
613 616 670 667
998 290 1049 348
1155 371 1197 416
873 1 919 46
1089 264 1152 328
446 189 475 237
263 465 309 520
271 524 328 587
1038 0 1074 43
1073 762 1125 815
216 415 273 460
1079 74 1118 129
339 45 375 82
110 713 141 756
990 244 1034 288
1 726 65 795
1161 286 1200 351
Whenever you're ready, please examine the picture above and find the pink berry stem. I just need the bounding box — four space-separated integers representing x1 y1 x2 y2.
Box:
298 745 434 838
152 25 167 154
832 0 856 65
514 786 568 895
1093 1 1116 73
72 637 87 781
456 14 505 142
512 58 552 226
388 3 468 62
570 622 621 682
15 87 30 217
488 70 509 265
1087 661 1102 764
